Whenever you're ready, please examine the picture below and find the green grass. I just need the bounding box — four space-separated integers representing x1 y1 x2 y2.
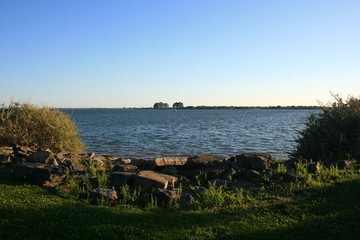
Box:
1 168 360 240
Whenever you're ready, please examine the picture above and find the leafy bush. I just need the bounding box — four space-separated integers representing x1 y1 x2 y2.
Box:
293 95 360 161
0 101 84 153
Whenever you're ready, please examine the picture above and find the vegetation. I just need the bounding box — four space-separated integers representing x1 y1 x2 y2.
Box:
0 162 359 239
293 95 360 161
0 101 84 153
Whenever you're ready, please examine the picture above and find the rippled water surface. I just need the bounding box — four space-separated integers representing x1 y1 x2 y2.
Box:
64 109 319 159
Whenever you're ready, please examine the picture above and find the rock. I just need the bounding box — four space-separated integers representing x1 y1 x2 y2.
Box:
156 188 180 206
307 162 321 174
34 165 67 187
14 145 33 153
242 169 261 182
234 153 272 170
66 161 87 173
134 171 177 190
336 160 352 169
0 154 11 163
184 155 226 169
282 172 304 183
180 192 195 211
128 159 153 170
6 163 67 187
113 164 138 172
28 151 53 163
160 166 178 176
153 157 188 167
102 155 116 161
47 159 59 166
114 158 132 164
0 146 14 156
90 188 118 204
109 171 135 187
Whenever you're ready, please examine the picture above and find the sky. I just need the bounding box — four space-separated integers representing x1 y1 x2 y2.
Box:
0 0 359 108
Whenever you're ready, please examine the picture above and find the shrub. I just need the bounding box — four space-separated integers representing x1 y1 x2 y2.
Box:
0 101 85 153
293 95 360 161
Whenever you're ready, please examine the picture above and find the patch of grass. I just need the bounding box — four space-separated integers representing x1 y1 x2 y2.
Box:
0 101 84 153
0 171 359 240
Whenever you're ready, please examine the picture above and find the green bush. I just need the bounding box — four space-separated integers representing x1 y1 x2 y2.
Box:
0 101 85 153
293 95 360 161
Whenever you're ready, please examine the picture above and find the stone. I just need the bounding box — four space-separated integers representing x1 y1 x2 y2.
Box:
234 153 272 170
66 161 87 173
129 159 153 170
282 172 304 183
114 158 132 164
113 164 138 172
156 188 180 206
336 160 352 169
0 154 11 163
160 166 178 176
180 192 195 211
184 155 226 169
0 146 14 156
109 171 135 187
153 157 188 167
28 151 53 163
6 163 67 187
90 188 118 204
242 169 261 181
307 162 322 174
134 170 178 190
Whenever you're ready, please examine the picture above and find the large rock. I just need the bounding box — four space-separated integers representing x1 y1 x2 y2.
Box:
336 160 352 169
28 151 54 163
90 188 118 204
242 169 261 182
234 153 272 170
6 163 67 187
156 188 180 206
153 157 188 167
0 146 14 156
109 171 135 187
113 164 138 172
184 155 226 169
307 162 322 174
134 171 177 190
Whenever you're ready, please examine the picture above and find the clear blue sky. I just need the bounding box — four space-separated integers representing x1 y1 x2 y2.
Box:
0 0 359 108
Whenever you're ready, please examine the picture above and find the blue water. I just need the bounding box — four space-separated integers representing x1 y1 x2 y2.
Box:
63 109 318 159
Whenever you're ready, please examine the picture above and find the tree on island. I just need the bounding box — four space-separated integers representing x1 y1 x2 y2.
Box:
172 102 184 109
153 102 169 109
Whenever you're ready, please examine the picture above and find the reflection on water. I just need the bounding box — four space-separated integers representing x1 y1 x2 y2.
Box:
63 109 319 159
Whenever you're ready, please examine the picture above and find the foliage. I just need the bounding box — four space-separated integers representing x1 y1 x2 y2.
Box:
293 95 360 161
1 171 359 240
0 101 84 153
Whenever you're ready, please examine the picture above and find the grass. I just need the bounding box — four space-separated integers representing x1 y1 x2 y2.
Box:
1 165 359 240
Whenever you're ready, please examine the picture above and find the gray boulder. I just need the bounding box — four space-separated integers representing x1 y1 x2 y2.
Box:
134 170 177 190
234 153 272 170
109 171 135 187
90 188 118 204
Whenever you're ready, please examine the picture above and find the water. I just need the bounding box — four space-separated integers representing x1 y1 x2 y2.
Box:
63 109 318 159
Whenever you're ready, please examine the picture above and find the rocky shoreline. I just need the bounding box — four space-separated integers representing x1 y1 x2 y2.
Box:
0 145 353 209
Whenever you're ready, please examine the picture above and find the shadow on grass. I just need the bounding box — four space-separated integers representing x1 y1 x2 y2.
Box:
0 177 359 240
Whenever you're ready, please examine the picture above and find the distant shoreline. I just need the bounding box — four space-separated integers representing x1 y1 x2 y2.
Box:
59 106 320 110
